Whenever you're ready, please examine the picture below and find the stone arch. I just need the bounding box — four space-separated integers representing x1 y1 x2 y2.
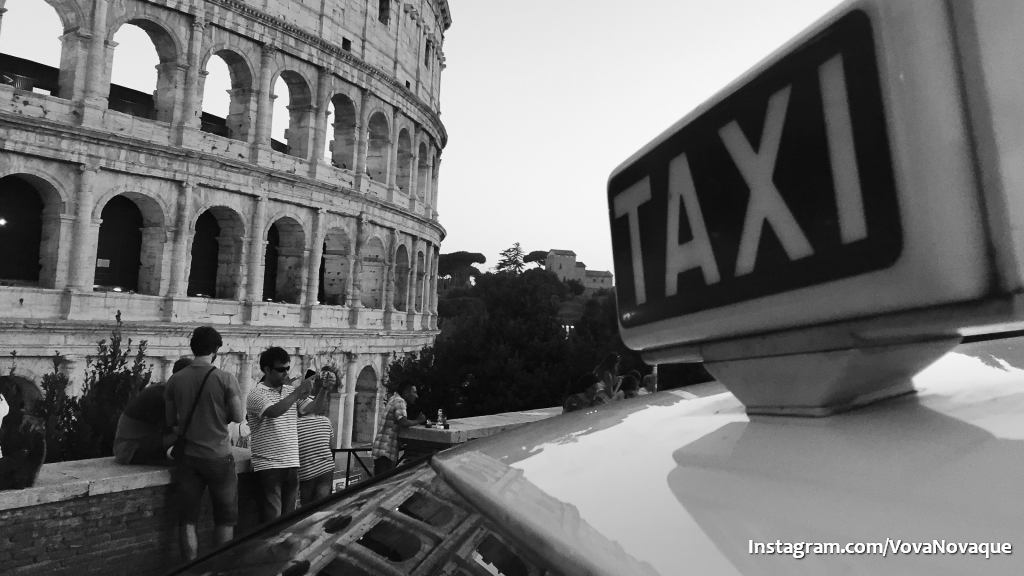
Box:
39 0 85 31
365 111 390 182
93 192 167 295
0 174 66 288
416 141 430 202
0 0 72 98
318 227 352 306
107 17 183 123
270 69 314 158
394 244 410 312
415 250 426 312
329 93 358 170
396 128 413 192
353 365 379 444
199 47 256 142
187 206 246 299
359 235 386 309
263 216 305 304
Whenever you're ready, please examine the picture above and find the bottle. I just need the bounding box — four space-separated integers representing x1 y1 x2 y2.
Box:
439 408 449 429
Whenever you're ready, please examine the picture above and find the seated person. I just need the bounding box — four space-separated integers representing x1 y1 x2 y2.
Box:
113 357 192 465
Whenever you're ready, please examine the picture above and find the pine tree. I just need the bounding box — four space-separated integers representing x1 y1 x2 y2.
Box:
496 242 526 275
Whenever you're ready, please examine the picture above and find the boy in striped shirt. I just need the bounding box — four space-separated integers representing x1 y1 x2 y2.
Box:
297 373 335 505
247 347 313 522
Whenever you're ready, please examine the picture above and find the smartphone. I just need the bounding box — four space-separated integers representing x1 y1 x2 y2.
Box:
304 369 316 379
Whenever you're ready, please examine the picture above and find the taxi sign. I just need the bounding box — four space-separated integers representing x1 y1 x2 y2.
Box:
609 11 901 328
607 0 1019 360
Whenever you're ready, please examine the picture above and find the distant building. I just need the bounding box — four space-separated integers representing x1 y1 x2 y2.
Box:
545 250 613 292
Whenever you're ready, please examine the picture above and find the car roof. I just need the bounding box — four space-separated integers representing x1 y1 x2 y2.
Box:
432 336 1024 575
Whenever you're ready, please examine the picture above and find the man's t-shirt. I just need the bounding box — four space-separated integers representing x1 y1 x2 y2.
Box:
164 361 240 460
247 383 301 472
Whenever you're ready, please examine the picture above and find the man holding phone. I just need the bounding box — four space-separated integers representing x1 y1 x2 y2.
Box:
247 347 314 522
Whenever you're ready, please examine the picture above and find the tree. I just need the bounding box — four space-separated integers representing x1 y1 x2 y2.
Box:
438 251 486 286
565 279 585 295
72 311 152 459
496 242 525 275
524 250 548 269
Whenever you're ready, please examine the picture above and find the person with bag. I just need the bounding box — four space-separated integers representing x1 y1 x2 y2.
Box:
164 326 244 561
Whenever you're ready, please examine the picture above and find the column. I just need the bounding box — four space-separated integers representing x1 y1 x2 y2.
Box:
83 0 110 102
305 208 326 306
354 90 370 188
176 17 206 141
0 1 7 36
429 155 439 218
430 245 440 315
421 243 433 323
169 181 194 296
387 120 399 192
385 228 398 311
344 255 357 308
309 67 331 175
341 352 359 448
251 44 276 160
67 163 100 291
246 195 267 302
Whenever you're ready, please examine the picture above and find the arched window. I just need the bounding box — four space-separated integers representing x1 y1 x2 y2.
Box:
0 0 63 97
353 366 378 444
330 94 358 170
263 217 304 304
94 196 147 292
396 129 412 192
393 245 409 312
318 228 351 306
365 112 390 182
415 250 425 312
416 142 430 202
359 236 386 309
108 21 178 122
188 207 245 299
270 72 313 158
200 51 254 142
0 176 43 285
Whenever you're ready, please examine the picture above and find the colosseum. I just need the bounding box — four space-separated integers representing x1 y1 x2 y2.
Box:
0 0 449 448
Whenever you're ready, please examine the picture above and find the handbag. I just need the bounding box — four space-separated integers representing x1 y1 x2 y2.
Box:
171 367 217 461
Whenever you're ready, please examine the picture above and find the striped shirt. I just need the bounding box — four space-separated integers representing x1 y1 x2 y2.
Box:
297 414 335 481
247 382 301 472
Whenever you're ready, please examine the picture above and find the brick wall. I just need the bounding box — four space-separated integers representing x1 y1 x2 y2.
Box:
0 458 261 576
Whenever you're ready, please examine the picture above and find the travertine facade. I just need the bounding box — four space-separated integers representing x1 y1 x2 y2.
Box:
0 0 450 448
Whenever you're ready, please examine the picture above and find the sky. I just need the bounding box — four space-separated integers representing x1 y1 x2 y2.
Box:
1 0 848 275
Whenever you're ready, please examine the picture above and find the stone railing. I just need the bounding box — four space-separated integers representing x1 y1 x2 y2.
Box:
0 448 259 576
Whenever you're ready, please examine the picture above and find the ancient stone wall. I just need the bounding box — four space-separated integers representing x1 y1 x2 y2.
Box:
0 0 451 447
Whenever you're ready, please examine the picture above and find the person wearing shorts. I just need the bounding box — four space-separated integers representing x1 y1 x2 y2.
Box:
165 327 244 561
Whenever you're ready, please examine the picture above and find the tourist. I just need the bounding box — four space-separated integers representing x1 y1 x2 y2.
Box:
247 347 313 522
562 372 611 413
114 356 192 465
164 327 244 561
371 382 426 476
297 377 335 505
